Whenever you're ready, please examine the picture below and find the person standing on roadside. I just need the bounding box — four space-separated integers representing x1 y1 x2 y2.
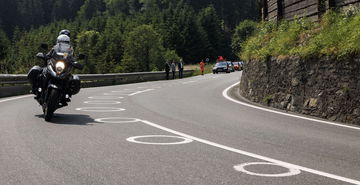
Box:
171 61 176 79
165 61 170 80
200 60 205 75
178 59 184 79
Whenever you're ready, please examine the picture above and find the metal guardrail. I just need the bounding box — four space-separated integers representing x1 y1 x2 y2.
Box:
0 74 28 85
0 70 194 98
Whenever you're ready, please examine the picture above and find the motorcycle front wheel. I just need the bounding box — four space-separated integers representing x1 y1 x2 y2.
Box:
44 89 59 122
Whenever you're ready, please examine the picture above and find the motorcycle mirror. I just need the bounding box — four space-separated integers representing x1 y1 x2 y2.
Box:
40 43 49 50
36 52 46 60
77 54 86 60
72 62 84 70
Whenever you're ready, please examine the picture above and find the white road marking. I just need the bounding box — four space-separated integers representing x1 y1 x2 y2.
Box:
139 119 360 184
95 117 141 123
88 96 124 100
182 81 196 84
75 107 125 112
222 82 360 131
234 162 301 177
103 93 130 96
111 90 135 93
0 95 33 103
128 89 154 96
84 101 121 105
126 135 193 145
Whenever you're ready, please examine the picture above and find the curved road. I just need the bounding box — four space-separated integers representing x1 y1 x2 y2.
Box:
0 72 359 185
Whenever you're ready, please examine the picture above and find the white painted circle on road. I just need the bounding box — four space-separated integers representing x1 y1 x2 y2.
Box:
234 162 301 177
76 107 126 112
126 135 193 145
88 96 124 99
95 117 141 123
84 101 121 105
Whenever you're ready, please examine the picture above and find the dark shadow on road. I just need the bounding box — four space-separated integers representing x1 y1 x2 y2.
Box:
35 114 95 125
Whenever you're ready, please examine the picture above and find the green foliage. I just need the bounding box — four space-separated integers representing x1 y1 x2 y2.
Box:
240 11 360 61
2 20 76 73
0 30 9 59
185 0 258 30
77 0 106 20
121 25 165 72
76 30 102 73
105 0 130 15
191 63 213 76
0 29 10 72
298 11 360 58
163 49 181 63
159 1 210 63
197 5 225 61
0 0 259 74
231 20 257 57
0 0 84 35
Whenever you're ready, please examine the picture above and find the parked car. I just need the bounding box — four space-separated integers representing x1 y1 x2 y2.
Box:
232 62 240 71
227 61 235 72
213 62 230 74
239 61 244 70
234 61 244 70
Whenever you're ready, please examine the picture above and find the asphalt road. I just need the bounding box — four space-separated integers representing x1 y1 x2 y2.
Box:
0 72 359 185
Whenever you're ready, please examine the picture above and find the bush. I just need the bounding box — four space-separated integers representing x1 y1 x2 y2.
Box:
231 20 257 56
241 11 360 61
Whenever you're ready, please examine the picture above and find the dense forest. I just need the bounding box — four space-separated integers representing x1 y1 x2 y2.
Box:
0 0 258 74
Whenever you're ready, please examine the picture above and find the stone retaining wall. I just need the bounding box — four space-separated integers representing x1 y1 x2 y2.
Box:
240 56 360 125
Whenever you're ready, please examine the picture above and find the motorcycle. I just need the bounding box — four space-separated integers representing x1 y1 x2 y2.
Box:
28 43 84 121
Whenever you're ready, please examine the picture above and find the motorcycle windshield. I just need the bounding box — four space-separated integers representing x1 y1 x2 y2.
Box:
53 43 73 60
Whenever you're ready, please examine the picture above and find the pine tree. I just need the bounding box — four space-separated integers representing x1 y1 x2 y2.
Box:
77 0 106 20
197 5 225 61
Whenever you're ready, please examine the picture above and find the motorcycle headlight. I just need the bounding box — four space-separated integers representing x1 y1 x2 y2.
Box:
55 61 65 74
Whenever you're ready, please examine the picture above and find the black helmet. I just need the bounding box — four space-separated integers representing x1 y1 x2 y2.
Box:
59 29 71 37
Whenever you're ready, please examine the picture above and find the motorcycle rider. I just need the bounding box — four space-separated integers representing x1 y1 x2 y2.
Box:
28 29 81 104
48 34 74 62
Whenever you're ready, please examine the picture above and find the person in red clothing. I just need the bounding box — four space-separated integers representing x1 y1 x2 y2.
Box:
200 60 205 75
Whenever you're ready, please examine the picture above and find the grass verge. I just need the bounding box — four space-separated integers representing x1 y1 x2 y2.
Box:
185 64 214 76
240 10 360 61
